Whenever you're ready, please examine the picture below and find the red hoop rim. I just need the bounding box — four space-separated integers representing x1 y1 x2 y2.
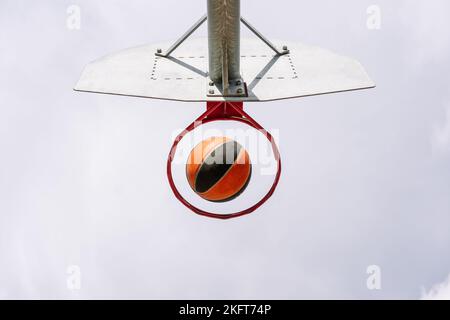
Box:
167 102 281 220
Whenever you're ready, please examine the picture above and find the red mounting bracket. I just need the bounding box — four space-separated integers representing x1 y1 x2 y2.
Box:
167 101 282 219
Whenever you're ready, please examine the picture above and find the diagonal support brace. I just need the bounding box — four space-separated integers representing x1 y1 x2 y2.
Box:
155 15 207 57
240 17 289 56
155 15 289 59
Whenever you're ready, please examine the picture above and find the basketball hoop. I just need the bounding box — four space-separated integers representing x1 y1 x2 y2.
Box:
167 101 281 219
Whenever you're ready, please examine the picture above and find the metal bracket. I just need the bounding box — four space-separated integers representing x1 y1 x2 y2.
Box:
206 77 247 98
240 17 289 56
155 15 207 57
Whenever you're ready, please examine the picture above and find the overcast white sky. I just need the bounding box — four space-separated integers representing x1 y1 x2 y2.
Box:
1 0 450 299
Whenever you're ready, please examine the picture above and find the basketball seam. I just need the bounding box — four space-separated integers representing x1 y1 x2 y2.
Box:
195 140 236 193
189 137 230 190
199 147 249 196
208 165 252 203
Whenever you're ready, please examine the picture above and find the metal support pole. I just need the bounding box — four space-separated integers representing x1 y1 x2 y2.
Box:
207 0 241 83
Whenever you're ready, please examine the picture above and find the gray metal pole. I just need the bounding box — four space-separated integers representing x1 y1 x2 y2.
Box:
207 0 241 84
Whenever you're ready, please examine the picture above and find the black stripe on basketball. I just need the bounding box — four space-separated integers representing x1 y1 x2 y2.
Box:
195 141 241 193
209 165 252 203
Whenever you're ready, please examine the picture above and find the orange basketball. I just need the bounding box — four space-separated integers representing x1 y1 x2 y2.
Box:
186 137 252 202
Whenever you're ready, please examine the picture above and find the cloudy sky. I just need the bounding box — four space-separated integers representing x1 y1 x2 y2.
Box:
0 0 449 299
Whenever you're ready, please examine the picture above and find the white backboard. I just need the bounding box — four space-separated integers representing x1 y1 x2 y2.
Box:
74 38 375 102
